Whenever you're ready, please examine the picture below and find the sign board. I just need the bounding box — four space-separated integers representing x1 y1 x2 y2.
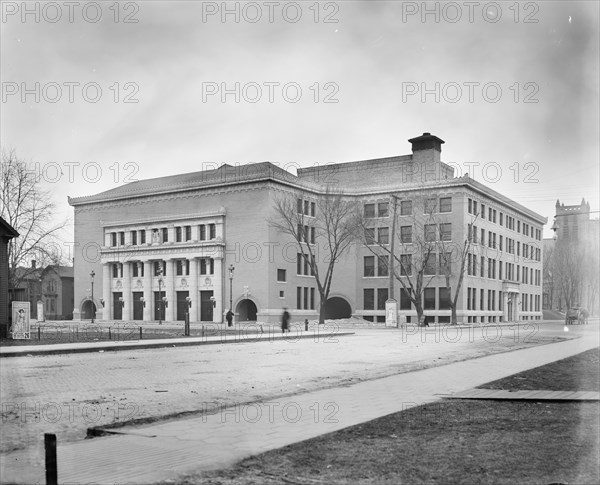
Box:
37 301 44 322
385 299 398 327
11 301 31 339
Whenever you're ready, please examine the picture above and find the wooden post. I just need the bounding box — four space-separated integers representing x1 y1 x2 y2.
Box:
45 433 58 485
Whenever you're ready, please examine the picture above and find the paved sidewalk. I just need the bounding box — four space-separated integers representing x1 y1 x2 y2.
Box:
0 328 354 358
1 333 597 484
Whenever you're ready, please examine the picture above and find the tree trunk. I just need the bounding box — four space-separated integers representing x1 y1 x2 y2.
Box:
318 299 326 324
450 303 457 325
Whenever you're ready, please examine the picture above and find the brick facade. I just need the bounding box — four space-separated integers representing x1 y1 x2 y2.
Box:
69 134 546 324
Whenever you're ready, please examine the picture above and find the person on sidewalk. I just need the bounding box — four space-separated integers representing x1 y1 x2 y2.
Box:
226 309 234 327
281 308 290 334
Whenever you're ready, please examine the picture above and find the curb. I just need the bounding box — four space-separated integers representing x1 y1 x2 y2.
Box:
0 331 356 358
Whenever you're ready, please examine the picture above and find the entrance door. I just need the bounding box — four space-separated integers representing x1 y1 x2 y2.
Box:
132 292 143 320
176 291 189 321
113 292 123 320
200 291 214 321
154 291 165 321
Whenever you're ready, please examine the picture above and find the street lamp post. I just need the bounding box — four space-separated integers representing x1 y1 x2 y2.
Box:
90 270 95 323
228 264 235 316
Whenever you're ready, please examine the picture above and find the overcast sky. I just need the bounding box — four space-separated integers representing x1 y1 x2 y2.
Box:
2 0 598 245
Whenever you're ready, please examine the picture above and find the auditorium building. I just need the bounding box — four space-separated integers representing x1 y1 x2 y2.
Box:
68 133 546 324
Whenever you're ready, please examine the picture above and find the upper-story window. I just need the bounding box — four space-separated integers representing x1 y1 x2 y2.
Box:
400 200 412 216
140 230 146 244
185 226 192 241
131 231 137 246
119 232 125 245
424 198 437 214
439 197 452 213
364 204 376 218
378 202 389 217
162 228 168 243
111 233 117 247
297 198 316 217
176 227 182 242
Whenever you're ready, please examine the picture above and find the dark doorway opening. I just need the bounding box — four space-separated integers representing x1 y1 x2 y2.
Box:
236 299 258 321
323 297 351 319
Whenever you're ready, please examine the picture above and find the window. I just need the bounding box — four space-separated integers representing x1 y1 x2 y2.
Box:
425 198 437 213
200 259 214 275
131 231 137 246
279 290 284 298
364 204 375 218
378 255 389 277
378 202 389 217
480 228 485 246
439 287 451 309
310 288 315 309
439 197 452 213
185 226 192 241
401 254 412 276
364 256 375 277
297 199 303 214
440 223 452 241
377 288 388 310
499 212 503 226
209 224 216 239
468 198 473 214
467 288 472 310
481 204 485 219
176 260 189 276
162 228 168 243
175 226 182 242
304 200 309 216
365 228 375 245
364 289 375 310
118 232 124 245
400 200 412 216
400 289 411 309
439 252 452 274
400 226 412 243
200 225 206 240
480 256 485 277
378 227 389 244
311 202 316 217
154 261 164 276
480 289 484 311
140 230 146 244
488 207 493 220
297 287 302 309
473 200 478 215
424 253 436 275
132 264 139 277
424 288 436 310
277 269 286 282
425 224 437 242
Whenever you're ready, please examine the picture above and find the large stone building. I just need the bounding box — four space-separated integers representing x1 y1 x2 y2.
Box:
543 199 599 313
68 133 546 324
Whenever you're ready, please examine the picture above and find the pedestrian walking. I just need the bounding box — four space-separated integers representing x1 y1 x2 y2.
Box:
281 307 290 334
226 309 234 327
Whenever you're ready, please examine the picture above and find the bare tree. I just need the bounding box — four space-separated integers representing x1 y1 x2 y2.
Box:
551 239 584 311
354 191 445 325
270 188 357 324
437 213 479 324
1 149 68 292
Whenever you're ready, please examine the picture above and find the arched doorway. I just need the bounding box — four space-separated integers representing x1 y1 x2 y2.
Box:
82 300 97 320
323 297 352 319
236 299 257 321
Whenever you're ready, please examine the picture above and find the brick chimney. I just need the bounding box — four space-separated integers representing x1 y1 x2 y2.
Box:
408 132 444 165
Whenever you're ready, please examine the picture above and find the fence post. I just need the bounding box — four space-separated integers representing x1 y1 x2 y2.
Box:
45 433 58 485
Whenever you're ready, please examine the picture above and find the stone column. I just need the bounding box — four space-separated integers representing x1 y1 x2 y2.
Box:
167 227 175 244
102 263 112 321
213 257 223 323
122 262 131 321
143 261 153 321
189 258 198 322
165 259 175 321
105 232 112 247
192 225 200 242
